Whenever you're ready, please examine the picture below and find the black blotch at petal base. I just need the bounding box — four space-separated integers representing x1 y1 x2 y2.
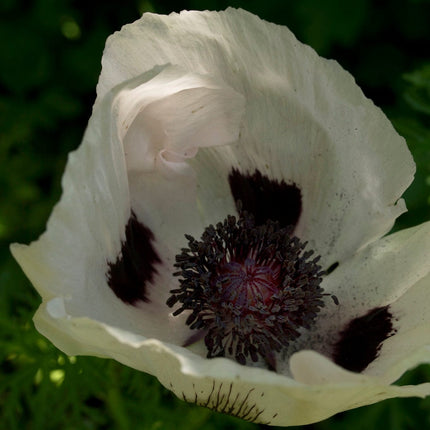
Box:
333 306 395 373
228 169 302 229
106 212 161 305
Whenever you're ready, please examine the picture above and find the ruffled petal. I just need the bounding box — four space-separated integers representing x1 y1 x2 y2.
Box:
34 301 430 426
99 8 414 266
366 271 430 383
290 222 430 376
324 221 430 317
11 58 245 346
116 64 245 252
289 350 430 418
116 64 244 172
10 99 130 301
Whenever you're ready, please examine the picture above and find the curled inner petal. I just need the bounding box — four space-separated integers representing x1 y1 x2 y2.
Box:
113 65 245 173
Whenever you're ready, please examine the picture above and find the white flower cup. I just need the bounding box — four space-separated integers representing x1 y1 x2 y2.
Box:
11 9 430 426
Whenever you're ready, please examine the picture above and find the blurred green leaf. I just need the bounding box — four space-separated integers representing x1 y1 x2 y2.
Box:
403 65 430 115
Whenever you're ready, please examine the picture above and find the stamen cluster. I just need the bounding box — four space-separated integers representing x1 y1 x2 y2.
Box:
167 214 326 368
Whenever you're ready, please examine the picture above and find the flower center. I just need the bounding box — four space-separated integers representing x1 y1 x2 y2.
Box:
167 213 326 369
217 257 281 308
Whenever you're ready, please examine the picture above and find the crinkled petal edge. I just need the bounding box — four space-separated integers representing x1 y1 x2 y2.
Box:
35 297 430 426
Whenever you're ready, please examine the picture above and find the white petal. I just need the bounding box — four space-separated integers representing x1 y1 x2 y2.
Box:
290 349 372 384
11 59 245 348
10 101 130 300
35 300 430 426
115 64 245 250
115 64 244 172
325 221 430 322
99 9 414 265
6 77 170 345
289 350 430 416
366 271 430 383
294 222 430 363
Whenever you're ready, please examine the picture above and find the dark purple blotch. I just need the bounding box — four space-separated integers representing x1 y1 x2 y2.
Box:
333 305 395 373
228 169 302 228
106 212 161 305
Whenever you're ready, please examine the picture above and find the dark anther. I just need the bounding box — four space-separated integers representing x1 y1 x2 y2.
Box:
326 262 339 274
167 212 326 368
333 305 395 372
330 295 340 306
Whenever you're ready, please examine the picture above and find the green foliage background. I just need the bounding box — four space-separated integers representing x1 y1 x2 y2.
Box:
1 0 430 429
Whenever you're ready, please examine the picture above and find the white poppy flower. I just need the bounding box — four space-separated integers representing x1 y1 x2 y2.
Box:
11 8 430 427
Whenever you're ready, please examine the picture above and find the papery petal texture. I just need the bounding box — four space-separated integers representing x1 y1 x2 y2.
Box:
10 8 430 427
98 8 414 266
31 298 430 426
